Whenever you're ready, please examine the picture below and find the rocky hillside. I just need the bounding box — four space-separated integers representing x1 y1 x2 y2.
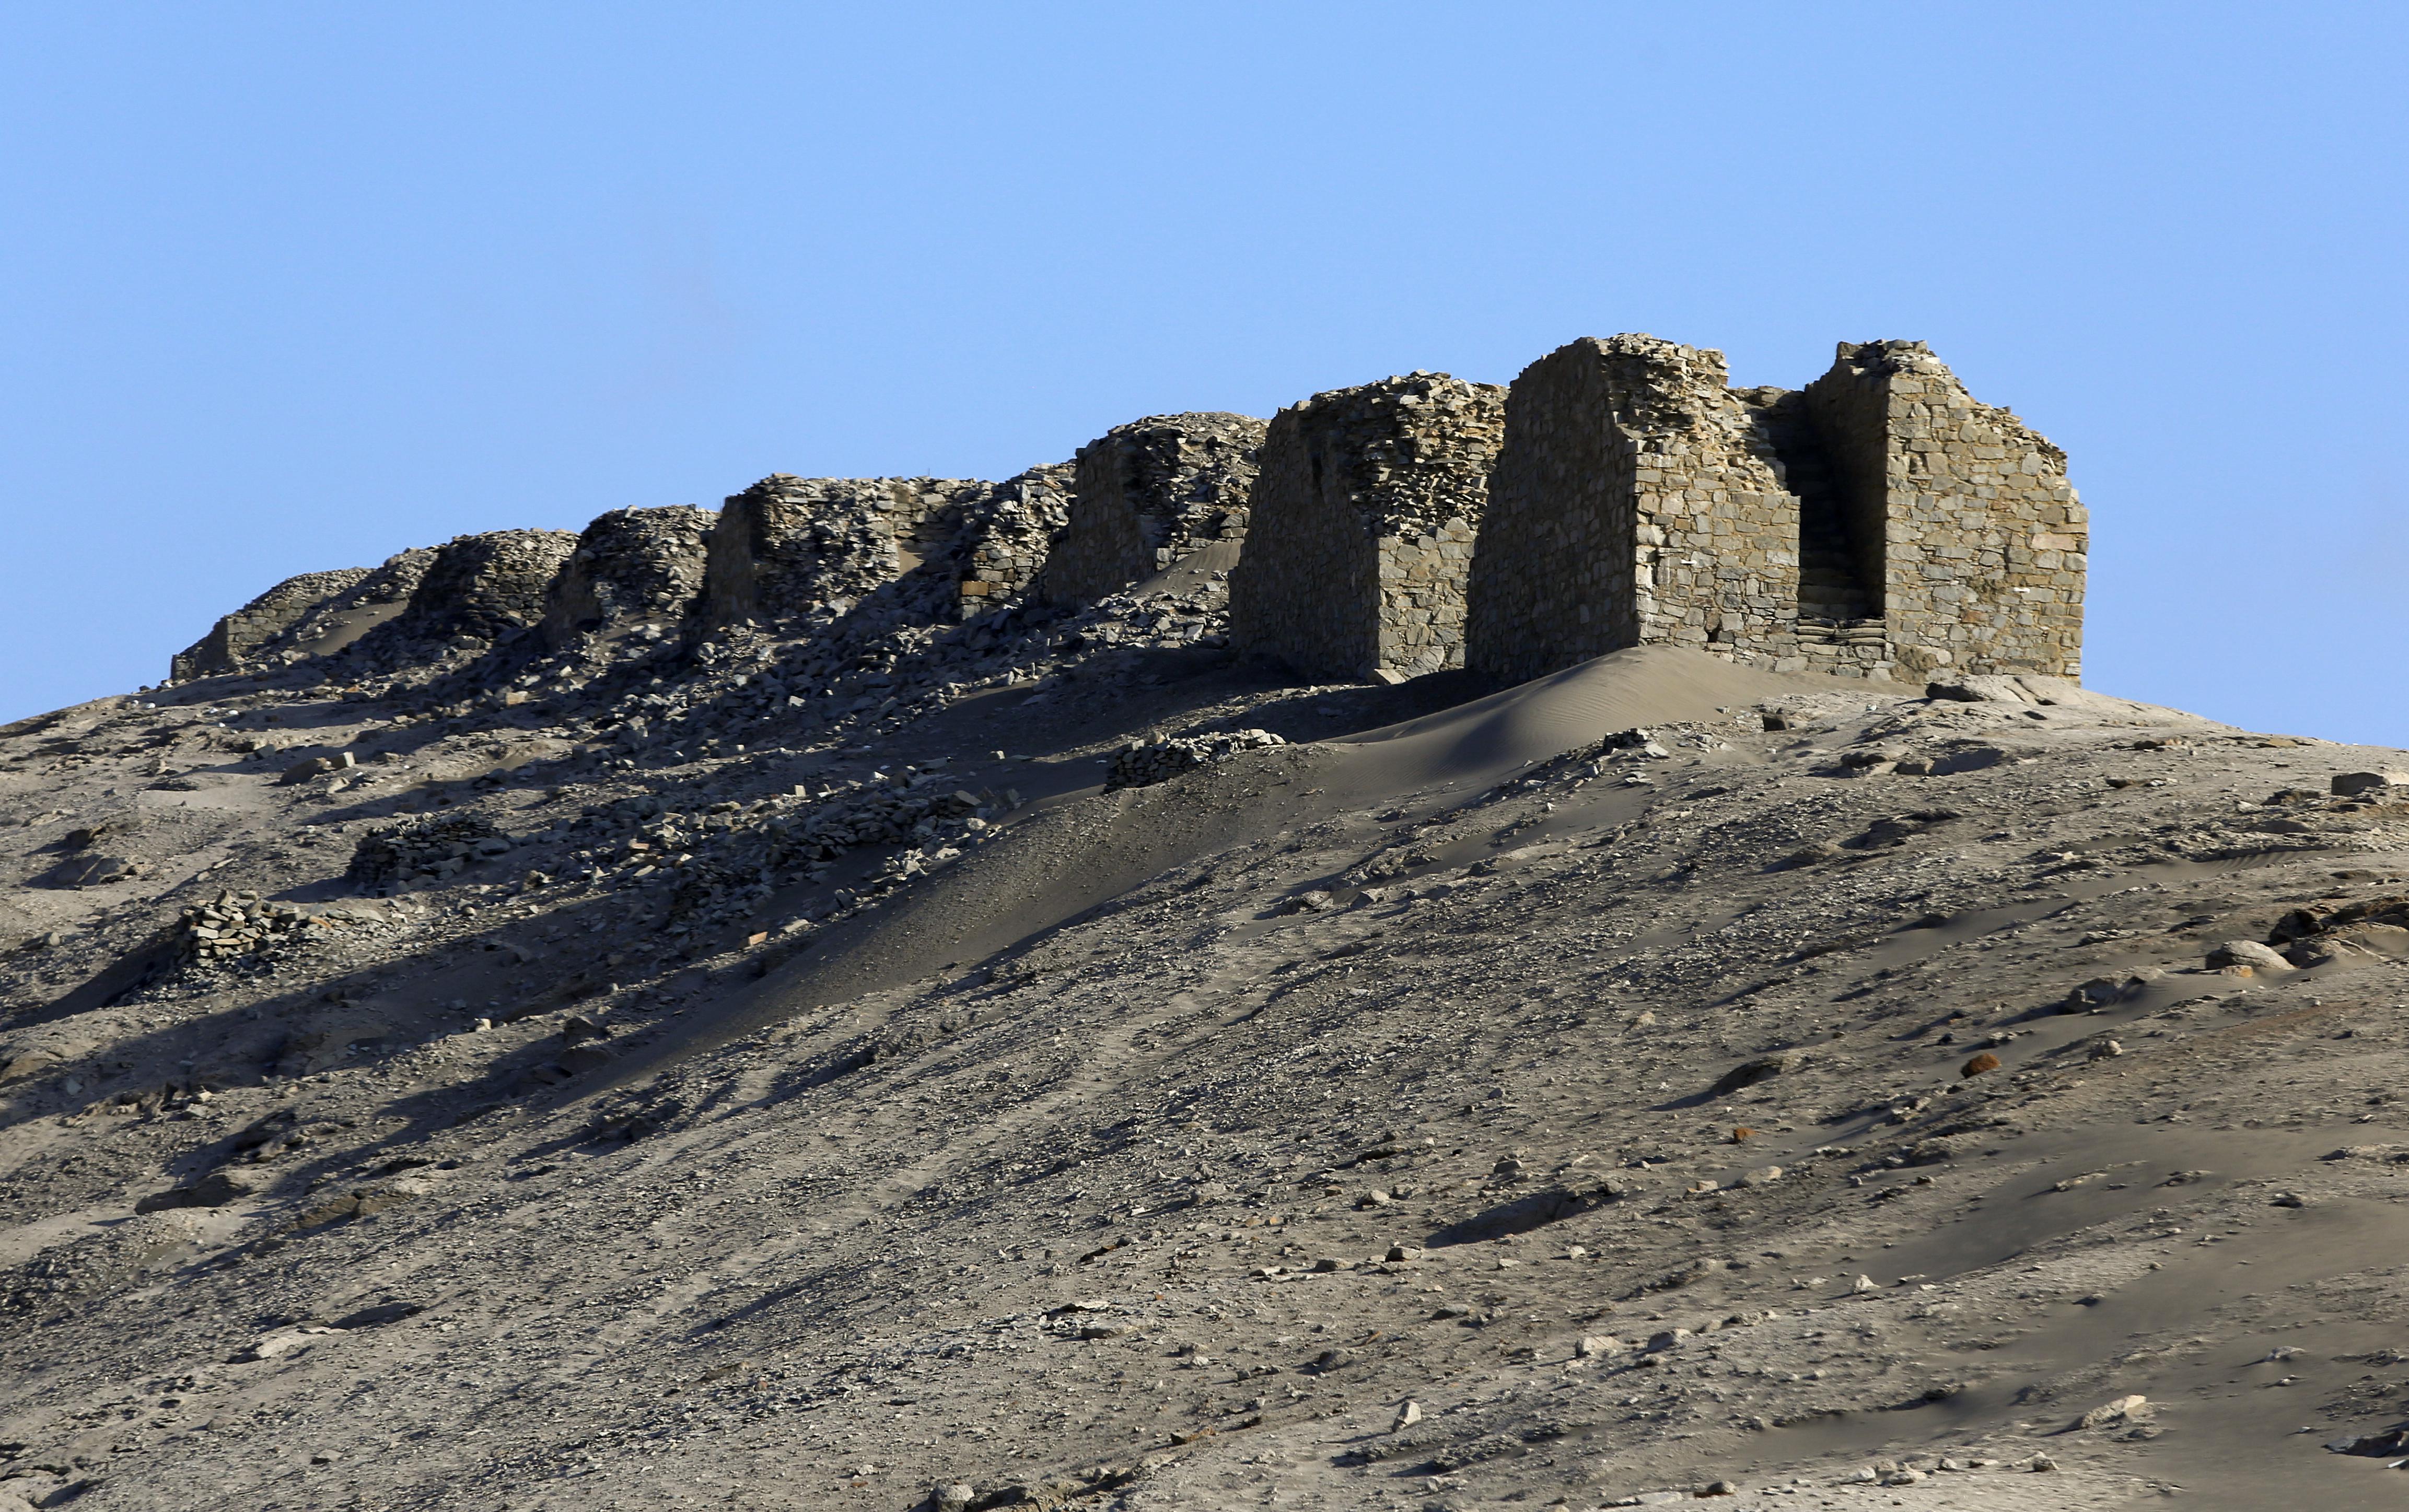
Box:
3 461 2408 1512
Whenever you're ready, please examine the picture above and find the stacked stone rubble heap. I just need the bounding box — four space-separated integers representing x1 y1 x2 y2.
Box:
346 815 513 892
1105 728 1287 790
542 505 716 649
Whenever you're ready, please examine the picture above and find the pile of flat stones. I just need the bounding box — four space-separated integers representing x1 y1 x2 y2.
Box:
174 890 313 969
1106 728 1286 790
347 814 513 891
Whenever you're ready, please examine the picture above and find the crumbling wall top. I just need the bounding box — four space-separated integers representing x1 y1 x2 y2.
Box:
1044 412 1265 604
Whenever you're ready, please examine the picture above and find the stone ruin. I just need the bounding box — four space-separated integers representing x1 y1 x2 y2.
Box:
700 475 989 629
170 568 374 681
395 530 580 644
944 464 1076 616
540 505 716 650
162 333 2084 696
1466 335 2085 684
1226 373 1507 682
699 465 1076 631
170 549 435 681
1041 413 1266 605
1467 335 1801 685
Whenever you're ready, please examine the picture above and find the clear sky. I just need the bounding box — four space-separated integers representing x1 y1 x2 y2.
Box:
3 5 2403 739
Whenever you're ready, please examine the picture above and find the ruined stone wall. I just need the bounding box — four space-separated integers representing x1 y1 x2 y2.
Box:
1805 341 2085 678
170 568 374 681
947 463 1074 616
1042 413 1266 605
1229 373 1505 681
541 506 715 649
1465 336 1801 685
398 530 580 642
701 476 988 629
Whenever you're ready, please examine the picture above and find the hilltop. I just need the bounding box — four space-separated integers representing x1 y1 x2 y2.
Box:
4 340 2406 1512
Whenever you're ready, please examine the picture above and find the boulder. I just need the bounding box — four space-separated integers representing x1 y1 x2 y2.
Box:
2332 771 2409 798
2206 940 2294 973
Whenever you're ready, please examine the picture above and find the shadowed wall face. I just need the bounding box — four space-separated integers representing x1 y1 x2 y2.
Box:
1229 373 1505 682
700 475 987 629
1043 413 1265 606
400 530 580 642
540 505 714 650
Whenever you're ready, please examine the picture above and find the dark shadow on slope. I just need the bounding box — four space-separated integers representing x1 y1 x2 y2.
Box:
1424 1185 1619 1247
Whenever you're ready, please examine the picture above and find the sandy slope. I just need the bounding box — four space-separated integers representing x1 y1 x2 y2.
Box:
3 642 2408 1512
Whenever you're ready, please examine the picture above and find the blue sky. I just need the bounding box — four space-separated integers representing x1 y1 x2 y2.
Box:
3 5 2403 739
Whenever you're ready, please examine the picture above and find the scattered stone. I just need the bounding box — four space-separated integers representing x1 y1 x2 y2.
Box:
2078 1393 2150 1429
347 814 507 890
1960 1051 2002 1079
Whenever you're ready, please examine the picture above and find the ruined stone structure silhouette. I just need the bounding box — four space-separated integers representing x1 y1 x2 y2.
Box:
1041 413 1266 606
170 568 375 681
1227 373 1507 682
701 476 991 629
166 334 2082 695
1465 335 2084 684
398 530 581 642
540 506 716 650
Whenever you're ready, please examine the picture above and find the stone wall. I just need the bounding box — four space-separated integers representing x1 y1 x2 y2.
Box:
701 476 989 629
1466 336 1801 685
1463 334 2084 686
1803 340 2085 678
1042 413 1266 605
1228 373 1506 681
398 530 580 642
171 568 374 681
541 506 715 649
946 463 1075 617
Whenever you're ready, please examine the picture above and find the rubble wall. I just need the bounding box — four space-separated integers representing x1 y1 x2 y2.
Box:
1043 413 1266 605
947 463 1074 617
1229 374 1505 681
701 475 986 628
170 568 374 682
398 530 580 641
1804 341 2085 678
1465 336 1801 685
541 505 715 649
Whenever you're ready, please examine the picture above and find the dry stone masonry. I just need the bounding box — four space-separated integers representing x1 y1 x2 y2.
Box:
541 506 715 650
170 569 374 681
1228 373 1507 681
1467 336 1803 685
1042 413 1266 605
1104 727 1286 790
701 476 988 629
1464 335 2083 685
1801 339 2084 679
163 332 2083 697
395 530 581 644
169 547 440 684
944 463 1075 616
